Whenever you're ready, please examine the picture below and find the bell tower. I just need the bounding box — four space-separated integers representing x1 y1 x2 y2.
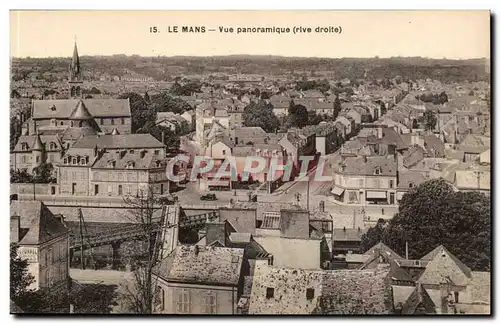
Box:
68 37 83 99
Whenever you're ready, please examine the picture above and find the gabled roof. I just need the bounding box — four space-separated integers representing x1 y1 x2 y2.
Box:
32 99 131 119
418 245 471 286
10 201 68 245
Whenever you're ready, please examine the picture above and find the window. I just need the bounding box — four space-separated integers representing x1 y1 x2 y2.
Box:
111 119 115 125
130 150 134 154
154 150 159 155
176 289 190 313
70 121 74 127
222 150 226 155
21 142 29 150
100 118 104 125
390 180 394 188
306 288 315 300
51 186 56 195
266 287 274 299
408 182 415 189
49 142 57 150
358 179 364 187
60 121 64 126
94 184 99 195
374 166 381 175
72 158 77 165
118 185 123 195
155 286 165 311
204 292 217 314
121 117 125 125
108 185 112 196
36 156 40 163
454 292 459 303
262 212 281 229
50 119 56 126
321 221 332 233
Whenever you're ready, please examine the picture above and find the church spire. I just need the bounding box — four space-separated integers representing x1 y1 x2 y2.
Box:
69 38 81 81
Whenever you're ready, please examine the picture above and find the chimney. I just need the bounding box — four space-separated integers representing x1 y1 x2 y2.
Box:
194 245 199 256
319 201 325 212
10 215 20 243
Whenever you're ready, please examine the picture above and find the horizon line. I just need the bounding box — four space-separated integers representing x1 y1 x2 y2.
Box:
11 54 489 61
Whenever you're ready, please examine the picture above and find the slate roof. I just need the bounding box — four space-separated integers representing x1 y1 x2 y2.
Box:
68 100 93 120
72 134 164 149
403 145 426 168
232 201 305 221
333 228 363 242
397 171 428 189
13 134 63 152
91 151 165 170
32 99 131 119
423 135 445 157
10 201 69 245
341 155 397 176
161 245 244 286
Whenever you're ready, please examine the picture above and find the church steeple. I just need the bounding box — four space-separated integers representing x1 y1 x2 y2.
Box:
69 37 83 98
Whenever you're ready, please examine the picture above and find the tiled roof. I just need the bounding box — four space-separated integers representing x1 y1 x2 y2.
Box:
72 134 164 149
10 201 68 245
162 245 244 286
32 99 131 119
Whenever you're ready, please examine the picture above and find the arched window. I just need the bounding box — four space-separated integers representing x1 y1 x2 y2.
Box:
72 158 77 165
49 142 57 150
127 161 135 169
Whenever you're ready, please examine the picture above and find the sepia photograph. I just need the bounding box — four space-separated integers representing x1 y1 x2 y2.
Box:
8 9 491 315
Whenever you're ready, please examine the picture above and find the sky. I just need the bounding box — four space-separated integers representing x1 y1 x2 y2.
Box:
9 10 490 59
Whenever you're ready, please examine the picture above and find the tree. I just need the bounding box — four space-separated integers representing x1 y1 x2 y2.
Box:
333 96 342 120
285 104 309 129
118 92 149 132
11 89 21 99
361 179 491 271
33 163 56 183
360 219 387 252
120 187 166 313
10 169 33 183
439 91 448 104
11 243 34 302
260 91 270 100
242 100 280 133
422 110 437 131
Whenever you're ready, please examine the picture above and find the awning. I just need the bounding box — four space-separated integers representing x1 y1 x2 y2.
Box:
366 191 387 199
331 186 345 196
396 192 406 200
207 180 230 187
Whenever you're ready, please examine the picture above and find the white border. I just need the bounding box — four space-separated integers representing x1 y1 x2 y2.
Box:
1 1 498 324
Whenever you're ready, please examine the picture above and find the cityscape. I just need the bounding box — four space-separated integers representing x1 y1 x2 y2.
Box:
9 10 491 315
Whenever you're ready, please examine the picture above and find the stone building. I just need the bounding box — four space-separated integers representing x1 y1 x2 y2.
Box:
10 201 70 291
57 133 170 197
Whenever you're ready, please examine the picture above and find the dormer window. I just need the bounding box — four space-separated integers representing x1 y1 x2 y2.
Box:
49 142 57 150
50 105 56 111
126 161 135 169
374 166 381 175
108 160 116 168
130 150 135 154
408 182 415 189
72 158 77 165
63 158 68 164
21 142 29 151
155 161 161 168
80 158 86 165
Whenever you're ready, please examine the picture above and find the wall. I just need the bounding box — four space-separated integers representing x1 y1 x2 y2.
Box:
38 235 69 290
11 183 58 196
253 236 321 270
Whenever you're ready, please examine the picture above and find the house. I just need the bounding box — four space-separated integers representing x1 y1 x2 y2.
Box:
10 133 64 173
57 133 170 197
152 245 245 314
332 227 363 256
314 122 338 156
417 245 490 314
156 112 188 132
331 155 398 205
10 200 70 291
